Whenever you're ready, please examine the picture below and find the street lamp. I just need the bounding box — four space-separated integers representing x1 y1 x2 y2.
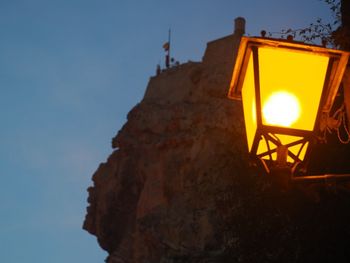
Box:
228 36 350 180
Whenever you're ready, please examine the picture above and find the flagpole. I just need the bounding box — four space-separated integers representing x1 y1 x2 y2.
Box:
163 29 171 69
168 28 171 66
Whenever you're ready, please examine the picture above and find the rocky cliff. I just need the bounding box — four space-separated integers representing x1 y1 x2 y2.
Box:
83 23 350 263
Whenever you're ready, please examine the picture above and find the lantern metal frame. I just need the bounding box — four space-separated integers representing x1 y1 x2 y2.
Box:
228 37 350 177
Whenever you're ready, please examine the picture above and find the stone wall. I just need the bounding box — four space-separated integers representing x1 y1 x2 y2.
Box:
84 29 249 262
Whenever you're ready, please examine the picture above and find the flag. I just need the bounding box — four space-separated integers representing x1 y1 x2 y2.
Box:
163 42 170 51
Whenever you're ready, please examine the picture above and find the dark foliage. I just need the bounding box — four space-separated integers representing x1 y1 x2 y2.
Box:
269 0 350 50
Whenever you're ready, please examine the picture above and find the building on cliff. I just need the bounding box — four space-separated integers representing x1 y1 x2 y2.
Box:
84 18 350 263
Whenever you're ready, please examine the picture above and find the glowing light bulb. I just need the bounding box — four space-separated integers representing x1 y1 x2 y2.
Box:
262 91 300 127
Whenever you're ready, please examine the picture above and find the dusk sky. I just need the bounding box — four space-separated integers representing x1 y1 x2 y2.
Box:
0 1 335 262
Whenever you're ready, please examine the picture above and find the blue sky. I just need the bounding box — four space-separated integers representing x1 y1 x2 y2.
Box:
0 1 334 262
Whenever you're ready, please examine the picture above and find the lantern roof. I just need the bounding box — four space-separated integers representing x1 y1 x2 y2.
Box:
228 37 350 115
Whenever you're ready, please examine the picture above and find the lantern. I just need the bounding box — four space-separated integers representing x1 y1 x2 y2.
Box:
228 37 350 174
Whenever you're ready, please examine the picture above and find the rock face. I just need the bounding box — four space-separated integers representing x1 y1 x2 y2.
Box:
84 23 350 262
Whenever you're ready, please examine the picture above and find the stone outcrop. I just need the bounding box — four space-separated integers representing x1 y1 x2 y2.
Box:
84 20 350 263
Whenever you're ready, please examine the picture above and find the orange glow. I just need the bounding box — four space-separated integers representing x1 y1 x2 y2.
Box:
240 46 329 162
241 53 256 151
259 47 329 131
262 91 301 127
229 36 350 165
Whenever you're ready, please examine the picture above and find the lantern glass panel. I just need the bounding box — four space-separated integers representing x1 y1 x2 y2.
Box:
241 52 256 151
258 47 329 131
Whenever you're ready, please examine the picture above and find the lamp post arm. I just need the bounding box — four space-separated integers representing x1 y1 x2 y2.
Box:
292 173 350 183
